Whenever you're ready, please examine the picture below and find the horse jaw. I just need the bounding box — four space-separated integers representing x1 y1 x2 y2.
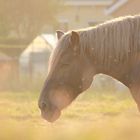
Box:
49 88 74 110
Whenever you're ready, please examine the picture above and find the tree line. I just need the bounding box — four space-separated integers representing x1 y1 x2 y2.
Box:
0 0 62 44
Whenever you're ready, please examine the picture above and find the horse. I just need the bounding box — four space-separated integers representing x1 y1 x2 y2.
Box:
38 15 140 122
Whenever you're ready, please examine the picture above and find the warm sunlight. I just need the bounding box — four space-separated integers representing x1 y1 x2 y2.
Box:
0 0 140 140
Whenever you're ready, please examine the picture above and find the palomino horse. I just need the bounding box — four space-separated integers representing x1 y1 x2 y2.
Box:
39 15 140 122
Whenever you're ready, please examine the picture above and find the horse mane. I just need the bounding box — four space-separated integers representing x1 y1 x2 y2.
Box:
49 15 140 73
78 15 140 68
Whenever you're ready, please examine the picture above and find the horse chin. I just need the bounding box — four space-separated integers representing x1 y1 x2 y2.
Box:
41 107 61 123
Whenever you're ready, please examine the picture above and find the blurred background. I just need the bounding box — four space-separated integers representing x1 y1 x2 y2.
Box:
0 0 140 140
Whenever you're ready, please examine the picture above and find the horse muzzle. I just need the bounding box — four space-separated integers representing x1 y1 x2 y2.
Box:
39 101 61 122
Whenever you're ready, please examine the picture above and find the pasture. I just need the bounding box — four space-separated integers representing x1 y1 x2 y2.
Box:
0 89 140 140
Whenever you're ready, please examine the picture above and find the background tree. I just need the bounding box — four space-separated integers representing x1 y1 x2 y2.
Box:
0 0 62 44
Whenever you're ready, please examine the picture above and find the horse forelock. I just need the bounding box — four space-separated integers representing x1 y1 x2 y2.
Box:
48 34 71 75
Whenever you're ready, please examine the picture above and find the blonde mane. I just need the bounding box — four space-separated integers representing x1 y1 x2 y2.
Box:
49 15 140 73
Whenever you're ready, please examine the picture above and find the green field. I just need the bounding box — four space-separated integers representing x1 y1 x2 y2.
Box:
0 89 140 140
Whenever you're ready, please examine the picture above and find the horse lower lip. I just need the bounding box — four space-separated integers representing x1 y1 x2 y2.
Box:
41 108 61 122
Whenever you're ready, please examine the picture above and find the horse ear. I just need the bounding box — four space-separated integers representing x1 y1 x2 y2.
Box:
70 31 79 51
70 31 79 52
56 30 64 40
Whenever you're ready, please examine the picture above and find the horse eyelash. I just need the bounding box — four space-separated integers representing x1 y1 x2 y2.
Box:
62 63 69 66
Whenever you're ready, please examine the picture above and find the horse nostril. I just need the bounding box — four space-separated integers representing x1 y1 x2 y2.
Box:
39 102 47 110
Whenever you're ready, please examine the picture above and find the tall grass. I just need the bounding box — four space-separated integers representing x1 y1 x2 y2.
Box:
0 89 140 140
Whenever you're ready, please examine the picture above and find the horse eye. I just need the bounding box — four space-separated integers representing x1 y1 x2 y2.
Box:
61 63 69 67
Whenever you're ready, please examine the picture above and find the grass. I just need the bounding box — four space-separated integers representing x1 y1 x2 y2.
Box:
0 89 140 140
